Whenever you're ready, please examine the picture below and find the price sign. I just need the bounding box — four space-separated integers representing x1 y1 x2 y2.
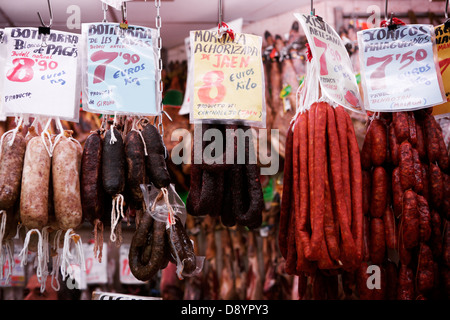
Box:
190 30 265 127
119 244 145 284
83 242 108 284
357 24 446 112
295 13 363 112
81 23 158 116
0 28 80 120
0 243 25 287
432 23 450 118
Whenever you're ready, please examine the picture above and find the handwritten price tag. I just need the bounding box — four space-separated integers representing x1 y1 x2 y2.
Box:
431 24 450 118
83 242 108 284
0 28 80 120
190 30 265 127
357 24 446 112
81 23 158 116
295 13 363 112
119 244 145 284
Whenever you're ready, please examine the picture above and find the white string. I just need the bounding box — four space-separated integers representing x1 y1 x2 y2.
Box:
109 113 118 144
60 229 85 282
131 117 148 156
51 229 63 291
110 194 125 242
4 241 14 284
18 229 47 291
51 117 65 154
41 118 54 158
0 211 6 258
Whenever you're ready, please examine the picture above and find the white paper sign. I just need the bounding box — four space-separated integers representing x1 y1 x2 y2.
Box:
0 27 80 121
179 18 243 115
357 24 446 111
0 243 26 287
83 242 108 284
100 0 133 11
295 13 363 112
119 244 145 284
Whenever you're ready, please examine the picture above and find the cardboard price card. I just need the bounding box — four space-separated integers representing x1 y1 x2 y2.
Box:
0 28 80 121
119 244 145 285
81 23 158 116
189 30 266 127
357 24 446 112
295 13 363 112
83 242 107 285
432 23 450 118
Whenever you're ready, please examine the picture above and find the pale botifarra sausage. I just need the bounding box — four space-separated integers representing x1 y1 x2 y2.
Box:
20 136 51 229
0 131 26 210
53 133 83 230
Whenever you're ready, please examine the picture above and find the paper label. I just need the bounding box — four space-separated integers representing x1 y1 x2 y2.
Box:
0 27 80 120
295 13 363 112
81 23 158 116
83 242 108 284
119 244 145 284
190 30 265 126
432 23 450 118
357 24 446 112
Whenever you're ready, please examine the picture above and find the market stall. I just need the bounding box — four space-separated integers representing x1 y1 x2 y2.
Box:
0 0 448 303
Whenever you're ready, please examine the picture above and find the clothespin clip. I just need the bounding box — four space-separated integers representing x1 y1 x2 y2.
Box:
119 2 128 30
37 0 53 36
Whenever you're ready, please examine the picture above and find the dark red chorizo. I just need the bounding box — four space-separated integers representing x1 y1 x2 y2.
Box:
397 264 415 300
429 163 443 209
356 262 372 300
443 173 450 220
417 195 432 242
369 217 385 265
361 120 372 170
412 148 424 194
370 166 388 218
423 114 440 164
369 119 387 166
399 141 415 191
362 170 371 216
384 206 397 250
385 261 398 300
401 190 419 249
417 243 434 294
430 210 443 259
421 164 430 205
388 123 400 166
393 112 410 143
392 167 403 218
407 111 417 146
415 121 426 160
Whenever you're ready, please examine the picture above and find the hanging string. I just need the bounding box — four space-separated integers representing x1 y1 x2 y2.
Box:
110 194 125 243
41 118 54 157
109 113 118 144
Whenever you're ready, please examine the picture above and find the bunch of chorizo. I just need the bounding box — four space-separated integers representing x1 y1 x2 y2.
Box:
279 102 364 290
358 109 449 300
186 123 264 229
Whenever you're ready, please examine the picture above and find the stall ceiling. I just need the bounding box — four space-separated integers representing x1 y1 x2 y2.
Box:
0 0 310 49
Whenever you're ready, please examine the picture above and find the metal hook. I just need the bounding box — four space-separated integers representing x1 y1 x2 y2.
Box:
311 0 315 16
446 0 449 20
37 0 53 28
218 0 223 26
102 2 108 23
120 2 128 30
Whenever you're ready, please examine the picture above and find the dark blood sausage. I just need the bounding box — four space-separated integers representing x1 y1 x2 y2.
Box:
417 195 432 242
129 213 166 281
423 114 440 164
235 163 264 229
370 166 388 218
369 217 385 265
0 130 26 210
102 127 126 196
401 190 419 249
429 163 443 209
81 131 104 225
220 170 235 227
124 130 146 208
393 112 410 143
397 264 415 300
392 167 403 218
362 170 371 215
399 141 415 191
415 121 426 160
186 163 203 217
417 243 435 294
200 170 224 217
407 112 417 146
384 206 397 250
167 216 197 275
278 122 294 259
388 123 400 166
361 120 373 170
369 119 387 166
141 123 171 189
412 148 423 194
